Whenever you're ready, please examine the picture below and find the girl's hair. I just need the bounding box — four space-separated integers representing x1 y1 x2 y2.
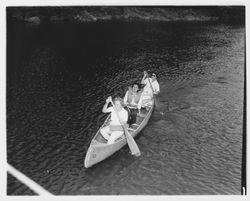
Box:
114 97 125 107
132 82 140 91
132 82 139 87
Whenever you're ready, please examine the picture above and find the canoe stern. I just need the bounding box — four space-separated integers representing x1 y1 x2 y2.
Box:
84 140 127 168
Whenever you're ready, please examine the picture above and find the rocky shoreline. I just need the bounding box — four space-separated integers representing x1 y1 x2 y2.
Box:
7 6 245 24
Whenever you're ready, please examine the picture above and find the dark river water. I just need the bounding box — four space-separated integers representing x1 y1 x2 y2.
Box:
7 20 244 195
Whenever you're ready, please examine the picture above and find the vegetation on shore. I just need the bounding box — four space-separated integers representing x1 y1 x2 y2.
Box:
7 6 245 24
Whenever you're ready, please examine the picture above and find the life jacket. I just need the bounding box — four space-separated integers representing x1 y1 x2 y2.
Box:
127 87 141 105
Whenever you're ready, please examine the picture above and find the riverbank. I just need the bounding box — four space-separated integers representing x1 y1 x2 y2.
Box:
7 6 245 24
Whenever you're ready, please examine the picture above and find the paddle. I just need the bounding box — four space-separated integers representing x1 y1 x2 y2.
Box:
146 72 160 109
111 100 141 156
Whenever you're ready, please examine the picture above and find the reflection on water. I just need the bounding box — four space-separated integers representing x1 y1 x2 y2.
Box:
7 21 244 195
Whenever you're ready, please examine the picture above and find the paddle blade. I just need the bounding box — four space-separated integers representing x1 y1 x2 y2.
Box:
124 130 141 156
110 100 141 156
154 95 159 108
153 94 166 112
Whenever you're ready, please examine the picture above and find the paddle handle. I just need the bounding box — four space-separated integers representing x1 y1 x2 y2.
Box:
145 73 160 108
146 73 155 94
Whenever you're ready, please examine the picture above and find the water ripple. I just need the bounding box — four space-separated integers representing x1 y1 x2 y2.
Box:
7 22 244 195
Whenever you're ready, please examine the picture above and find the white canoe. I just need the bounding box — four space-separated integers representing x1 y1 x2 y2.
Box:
84 101 154 168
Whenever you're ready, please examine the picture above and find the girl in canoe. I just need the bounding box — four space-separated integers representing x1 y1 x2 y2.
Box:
139 71 160 109
100 96 129 144
123 82 142 125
